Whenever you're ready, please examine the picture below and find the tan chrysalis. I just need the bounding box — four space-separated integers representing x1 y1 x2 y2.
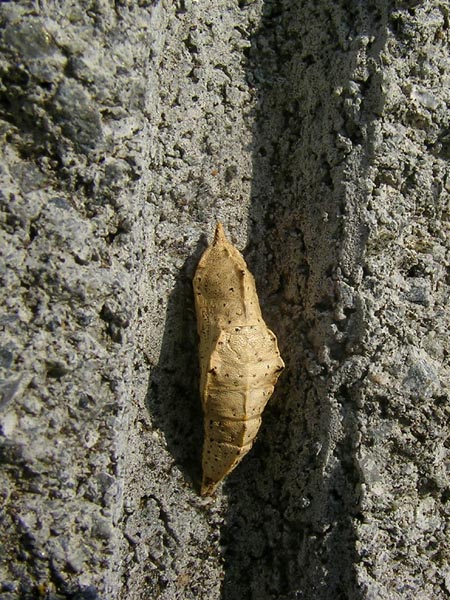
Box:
193 223 284 495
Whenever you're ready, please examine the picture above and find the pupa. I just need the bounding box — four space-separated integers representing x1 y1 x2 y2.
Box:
193 223 284 495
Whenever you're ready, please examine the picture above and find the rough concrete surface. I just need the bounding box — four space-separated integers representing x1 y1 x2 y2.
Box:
0 0 449 599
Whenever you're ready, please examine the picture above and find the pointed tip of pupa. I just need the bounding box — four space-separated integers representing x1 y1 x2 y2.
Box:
213 222 227 245
200 478 221 497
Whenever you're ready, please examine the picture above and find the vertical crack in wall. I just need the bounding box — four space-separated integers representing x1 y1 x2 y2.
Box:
221 1 390 598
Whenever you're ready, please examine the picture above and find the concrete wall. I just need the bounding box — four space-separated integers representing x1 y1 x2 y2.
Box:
0 1 449 599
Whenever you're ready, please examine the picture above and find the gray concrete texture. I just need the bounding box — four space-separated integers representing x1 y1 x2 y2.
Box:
0 0 448 598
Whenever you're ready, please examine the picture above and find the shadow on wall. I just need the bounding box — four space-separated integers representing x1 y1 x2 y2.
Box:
146 238 207 492
220 1 389 599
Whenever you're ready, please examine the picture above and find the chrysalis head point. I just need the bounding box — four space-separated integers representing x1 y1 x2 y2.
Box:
213 222 227 245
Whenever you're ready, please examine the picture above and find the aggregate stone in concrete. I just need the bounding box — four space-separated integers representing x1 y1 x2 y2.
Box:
0 1 449 599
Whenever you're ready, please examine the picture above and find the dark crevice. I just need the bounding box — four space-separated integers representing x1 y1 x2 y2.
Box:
220 0 392 598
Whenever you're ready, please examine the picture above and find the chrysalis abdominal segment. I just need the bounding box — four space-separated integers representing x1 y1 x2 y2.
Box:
193 222 284 495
